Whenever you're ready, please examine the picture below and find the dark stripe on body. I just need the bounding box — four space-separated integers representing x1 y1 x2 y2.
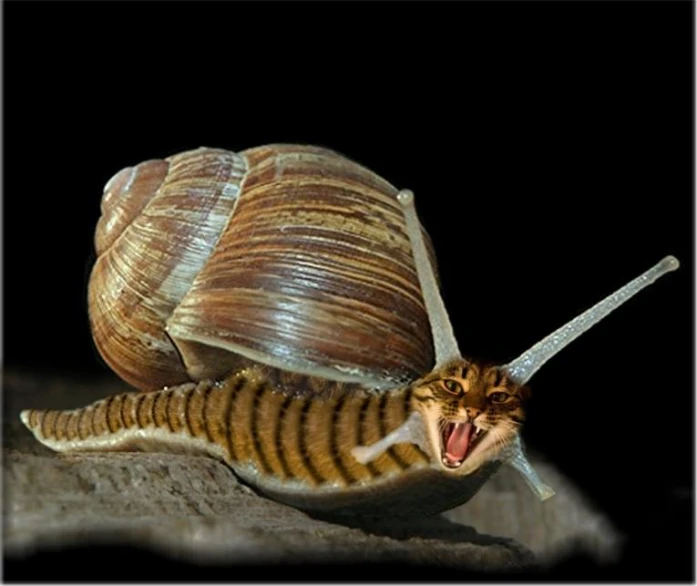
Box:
54 412 67 441
378 394 408 470
105 395 116 433
164 390 174 432
151 393 159 429
40 410 49 438
67 412 79 441
135 395 146 429
77 409 86 440
402 388 430 463
330 393 355 485
182 387 192 435
201 384 214 443
51 411 59 439
250 383 272 474
88 407 96 437
403 387 413 413
275 396 294 479
358 396 378 478
299 398 323 484
120 395 129 429
225 378 246 461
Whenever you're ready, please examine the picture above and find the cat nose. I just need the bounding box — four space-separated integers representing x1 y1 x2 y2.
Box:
466 407 481 420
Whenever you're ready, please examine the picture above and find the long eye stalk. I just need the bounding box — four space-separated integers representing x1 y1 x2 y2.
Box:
398 190 461 367
504 256 679 385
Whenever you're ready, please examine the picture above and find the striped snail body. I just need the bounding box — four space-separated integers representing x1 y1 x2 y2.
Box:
21 145 679 516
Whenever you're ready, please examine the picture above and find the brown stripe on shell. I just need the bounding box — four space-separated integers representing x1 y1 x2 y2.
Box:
167 144 436 387
88 148 247 391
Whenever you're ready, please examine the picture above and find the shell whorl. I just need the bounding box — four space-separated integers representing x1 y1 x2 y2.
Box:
89 148 247 390
95 159 169 255
89 145 436 392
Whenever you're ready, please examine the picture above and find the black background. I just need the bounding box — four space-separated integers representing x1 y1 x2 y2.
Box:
4 0 693 581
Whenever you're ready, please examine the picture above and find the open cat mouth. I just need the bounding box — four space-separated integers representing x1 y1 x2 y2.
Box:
440 420 486 469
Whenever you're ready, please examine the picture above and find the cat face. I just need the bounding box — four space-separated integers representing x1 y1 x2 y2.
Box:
411 359 530 475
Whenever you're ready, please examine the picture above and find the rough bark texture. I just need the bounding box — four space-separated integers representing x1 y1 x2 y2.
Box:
3 372 620 579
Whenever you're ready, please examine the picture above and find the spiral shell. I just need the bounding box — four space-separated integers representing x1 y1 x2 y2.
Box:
89 145 436 391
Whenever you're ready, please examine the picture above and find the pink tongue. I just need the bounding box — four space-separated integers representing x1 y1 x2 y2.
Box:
446 422 473 463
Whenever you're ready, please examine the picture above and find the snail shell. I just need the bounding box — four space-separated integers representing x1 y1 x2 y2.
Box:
89 145 437 392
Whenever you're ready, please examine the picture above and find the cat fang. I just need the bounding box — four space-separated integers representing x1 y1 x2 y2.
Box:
440 420 486 469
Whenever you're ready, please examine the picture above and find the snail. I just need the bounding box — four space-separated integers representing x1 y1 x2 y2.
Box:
20 145 679 516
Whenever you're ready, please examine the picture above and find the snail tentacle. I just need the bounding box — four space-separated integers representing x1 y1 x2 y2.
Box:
504 255 680 385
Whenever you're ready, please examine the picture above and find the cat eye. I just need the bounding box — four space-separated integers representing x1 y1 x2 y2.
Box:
489 391 510 403
442 379 463 394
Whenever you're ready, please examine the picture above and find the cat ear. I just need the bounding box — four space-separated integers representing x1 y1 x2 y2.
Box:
503 256 679 385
